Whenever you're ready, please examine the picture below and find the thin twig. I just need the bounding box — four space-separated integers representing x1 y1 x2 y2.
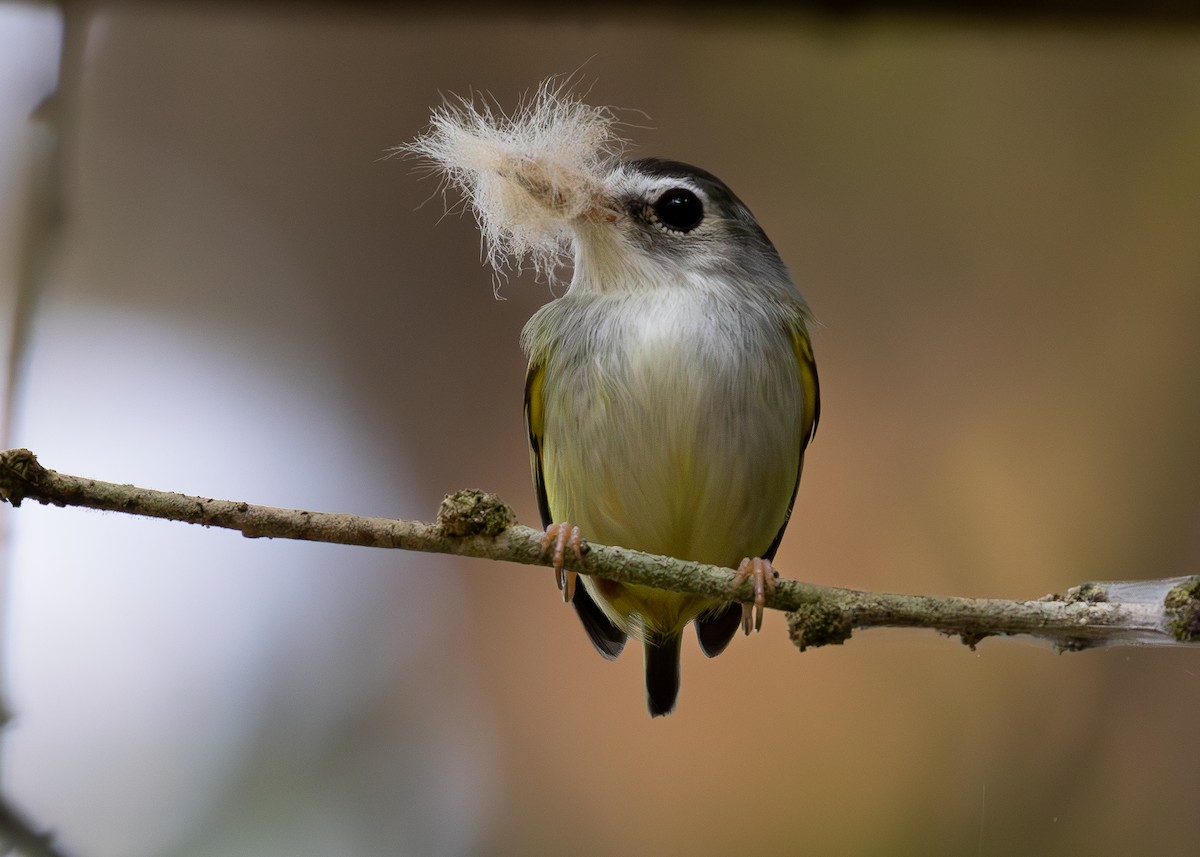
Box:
0 448 1196 653
0 794 78 857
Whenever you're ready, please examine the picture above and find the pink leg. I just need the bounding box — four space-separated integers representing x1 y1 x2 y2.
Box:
732 557 780 634
541 522 585 602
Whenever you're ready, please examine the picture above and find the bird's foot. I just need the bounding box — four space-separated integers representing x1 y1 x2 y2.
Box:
732 557 780 634
541 522 586 602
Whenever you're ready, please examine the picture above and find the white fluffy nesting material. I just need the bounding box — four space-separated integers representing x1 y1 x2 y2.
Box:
400 78 627 283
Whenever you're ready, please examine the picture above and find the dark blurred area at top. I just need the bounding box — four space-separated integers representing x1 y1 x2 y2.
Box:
288 0 1200 23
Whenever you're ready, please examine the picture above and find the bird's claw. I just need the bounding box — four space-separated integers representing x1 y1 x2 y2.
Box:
542 522 585 602
733 557 779 634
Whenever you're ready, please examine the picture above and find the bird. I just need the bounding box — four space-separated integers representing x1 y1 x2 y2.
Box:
522 157 819 717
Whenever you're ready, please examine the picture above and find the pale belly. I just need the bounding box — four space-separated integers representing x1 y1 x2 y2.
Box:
537 309 804 639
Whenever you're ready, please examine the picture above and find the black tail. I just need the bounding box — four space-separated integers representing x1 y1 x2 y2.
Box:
644 636 682 717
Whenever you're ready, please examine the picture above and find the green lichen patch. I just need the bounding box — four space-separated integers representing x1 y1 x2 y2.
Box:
1164 577 1200 643
787 602 853 652
436 489 516 538
1064 582 1109 604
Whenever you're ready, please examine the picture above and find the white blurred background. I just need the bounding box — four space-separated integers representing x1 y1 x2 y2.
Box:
0 3 1198 856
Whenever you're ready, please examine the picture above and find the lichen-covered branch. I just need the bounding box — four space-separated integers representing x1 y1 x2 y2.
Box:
1 448 1196 653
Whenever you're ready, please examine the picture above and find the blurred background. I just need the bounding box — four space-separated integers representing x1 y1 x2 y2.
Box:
1 2 1198 855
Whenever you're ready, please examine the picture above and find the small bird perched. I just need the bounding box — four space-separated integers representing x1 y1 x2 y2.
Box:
405 80 819 716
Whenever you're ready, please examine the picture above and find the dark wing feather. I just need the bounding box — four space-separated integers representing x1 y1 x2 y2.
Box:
694 603 743 658
572 584 627 659
525 360 554 531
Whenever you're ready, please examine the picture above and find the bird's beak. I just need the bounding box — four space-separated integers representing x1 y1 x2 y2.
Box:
587 205 621 224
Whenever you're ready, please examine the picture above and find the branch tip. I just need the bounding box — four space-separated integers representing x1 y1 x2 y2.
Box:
0 448 47 508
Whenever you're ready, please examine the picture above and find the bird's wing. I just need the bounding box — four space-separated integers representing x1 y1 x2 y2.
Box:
524 359 553 531
796 323 821 449
759 322 820 563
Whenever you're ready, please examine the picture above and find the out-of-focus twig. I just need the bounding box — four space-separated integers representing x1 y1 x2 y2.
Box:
0 794 78 857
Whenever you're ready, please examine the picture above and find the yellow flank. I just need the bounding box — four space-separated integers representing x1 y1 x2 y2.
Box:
525 361 545 443
792 324 821 447
524 359 546 480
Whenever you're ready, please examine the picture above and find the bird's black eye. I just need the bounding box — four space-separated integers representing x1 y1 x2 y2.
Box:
652 188 704 233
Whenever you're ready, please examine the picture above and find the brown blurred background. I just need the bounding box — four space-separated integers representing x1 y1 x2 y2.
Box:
1 3 1198 856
